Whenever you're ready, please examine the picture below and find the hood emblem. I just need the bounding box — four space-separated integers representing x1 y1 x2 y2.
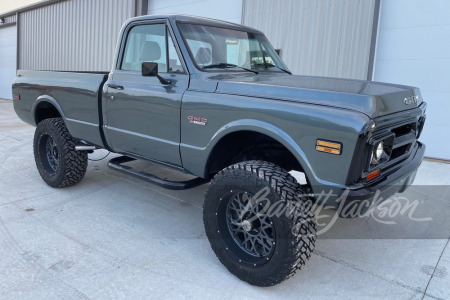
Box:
404 95 419 105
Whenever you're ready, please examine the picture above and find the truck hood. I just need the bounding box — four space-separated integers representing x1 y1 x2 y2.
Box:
214 74 423 118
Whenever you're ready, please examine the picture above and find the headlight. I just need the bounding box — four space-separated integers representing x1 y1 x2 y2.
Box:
375 142 384 160
372 141 384 163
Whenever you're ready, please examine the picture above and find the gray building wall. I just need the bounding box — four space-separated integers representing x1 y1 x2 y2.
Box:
374 0 450 160
147 0 242 24
13 0 378 77
0 14 17 26
19 0 135 71
242 0 377 80
0 25 17 99
0 13 17 100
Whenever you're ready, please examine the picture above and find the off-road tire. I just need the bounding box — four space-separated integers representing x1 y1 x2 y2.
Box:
33 118 88 188
203 160 316 286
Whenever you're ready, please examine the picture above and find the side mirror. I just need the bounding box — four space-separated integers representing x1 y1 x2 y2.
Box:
142 62 171 85
142 62 158 77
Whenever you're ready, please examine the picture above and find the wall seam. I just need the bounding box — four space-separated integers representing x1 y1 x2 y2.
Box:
367 0 381 80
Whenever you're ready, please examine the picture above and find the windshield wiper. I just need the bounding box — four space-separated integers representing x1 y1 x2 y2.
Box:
253 63 292 74
202 63 259 74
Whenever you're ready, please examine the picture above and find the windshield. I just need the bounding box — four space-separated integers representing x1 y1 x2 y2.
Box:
178 23 289 73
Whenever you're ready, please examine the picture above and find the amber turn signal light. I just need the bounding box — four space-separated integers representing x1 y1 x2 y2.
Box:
367 169 381 181
316 139 342 155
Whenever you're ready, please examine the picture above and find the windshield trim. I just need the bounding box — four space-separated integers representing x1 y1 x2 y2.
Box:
176 21 289 74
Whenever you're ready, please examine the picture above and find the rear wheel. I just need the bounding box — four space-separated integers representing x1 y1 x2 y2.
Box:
204 160 316 286
34 118 88 188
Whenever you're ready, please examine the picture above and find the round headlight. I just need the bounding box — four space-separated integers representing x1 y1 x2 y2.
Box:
374 141 384 161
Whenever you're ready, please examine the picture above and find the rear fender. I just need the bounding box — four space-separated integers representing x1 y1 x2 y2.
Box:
33 95 66 125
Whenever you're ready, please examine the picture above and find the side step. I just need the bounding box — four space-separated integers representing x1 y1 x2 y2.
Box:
108 156 208 190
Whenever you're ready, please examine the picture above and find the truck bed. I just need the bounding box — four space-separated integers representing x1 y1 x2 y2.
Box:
13 70 108 147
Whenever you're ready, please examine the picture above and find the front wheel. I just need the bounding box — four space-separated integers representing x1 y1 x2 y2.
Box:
203 161 316 286
33 118 88 188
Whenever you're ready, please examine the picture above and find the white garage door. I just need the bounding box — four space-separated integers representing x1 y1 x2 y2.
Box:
148 0 243 24
374 0 450 160
0 25 17 100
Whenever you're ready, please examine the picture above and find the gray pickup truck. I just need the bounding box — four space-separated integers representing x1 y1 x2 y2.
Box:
12 14 426 286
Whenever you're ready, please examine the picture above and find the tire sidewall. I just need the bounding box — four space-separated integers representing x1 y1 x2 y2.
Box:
34 120 65 187
204 166 313 285
33 119 78 188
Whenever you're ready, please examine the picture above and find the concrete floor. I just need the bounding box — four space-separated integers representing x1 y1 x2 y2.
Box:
0 99 449 299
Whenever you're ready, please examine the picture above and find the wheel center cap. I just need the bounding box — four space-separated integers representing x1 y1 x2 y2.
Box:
242 220 252 232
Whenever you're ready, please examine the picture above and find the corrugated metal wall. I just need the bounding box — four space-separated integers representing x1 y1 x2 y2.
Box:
19 0 135 71
0 14 17 28
242 0 376 79
147 0 243 24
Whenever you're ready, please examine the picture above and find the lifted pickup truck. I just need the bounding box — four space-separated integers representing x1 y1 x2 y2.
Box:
12 14 426 286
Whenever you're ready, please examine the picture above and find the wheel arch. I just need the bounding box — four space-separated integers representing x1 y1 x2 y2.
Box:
203 120 317 183
32 95 66 125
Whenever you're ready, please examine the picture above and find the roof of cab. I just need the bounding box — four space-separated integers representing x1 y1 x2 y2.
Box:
125 14 264 35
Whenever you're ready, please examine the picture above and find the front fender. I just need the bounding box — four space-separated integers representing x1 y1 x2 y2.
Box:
181 119 326 186
180 90 370 191
209 119 318 181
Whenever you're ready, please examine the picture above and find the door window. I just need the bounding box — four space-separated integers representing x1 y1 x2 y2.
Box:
120 24 184 74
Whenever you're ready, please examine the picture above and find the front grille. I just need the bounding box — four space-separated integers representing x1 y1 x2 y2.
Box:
391 123 415 138
367 118 422 172
348 104 426 186
391 143 410 160
390 122 417 160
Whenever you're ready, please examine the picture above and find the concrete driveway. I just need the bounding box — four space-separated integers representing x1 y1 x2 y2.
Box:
0 99 449 299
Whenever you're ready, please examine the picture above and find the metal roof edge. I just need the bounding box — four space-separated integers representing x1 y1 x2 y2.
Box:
0 0 66 18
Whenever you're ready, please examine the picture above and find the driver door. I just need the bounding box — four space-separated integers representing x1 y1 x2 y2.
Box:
103 21 188 167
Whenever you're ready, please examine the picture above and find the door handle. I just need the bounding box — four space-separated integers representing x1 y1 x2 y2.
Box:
107 84 124 90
